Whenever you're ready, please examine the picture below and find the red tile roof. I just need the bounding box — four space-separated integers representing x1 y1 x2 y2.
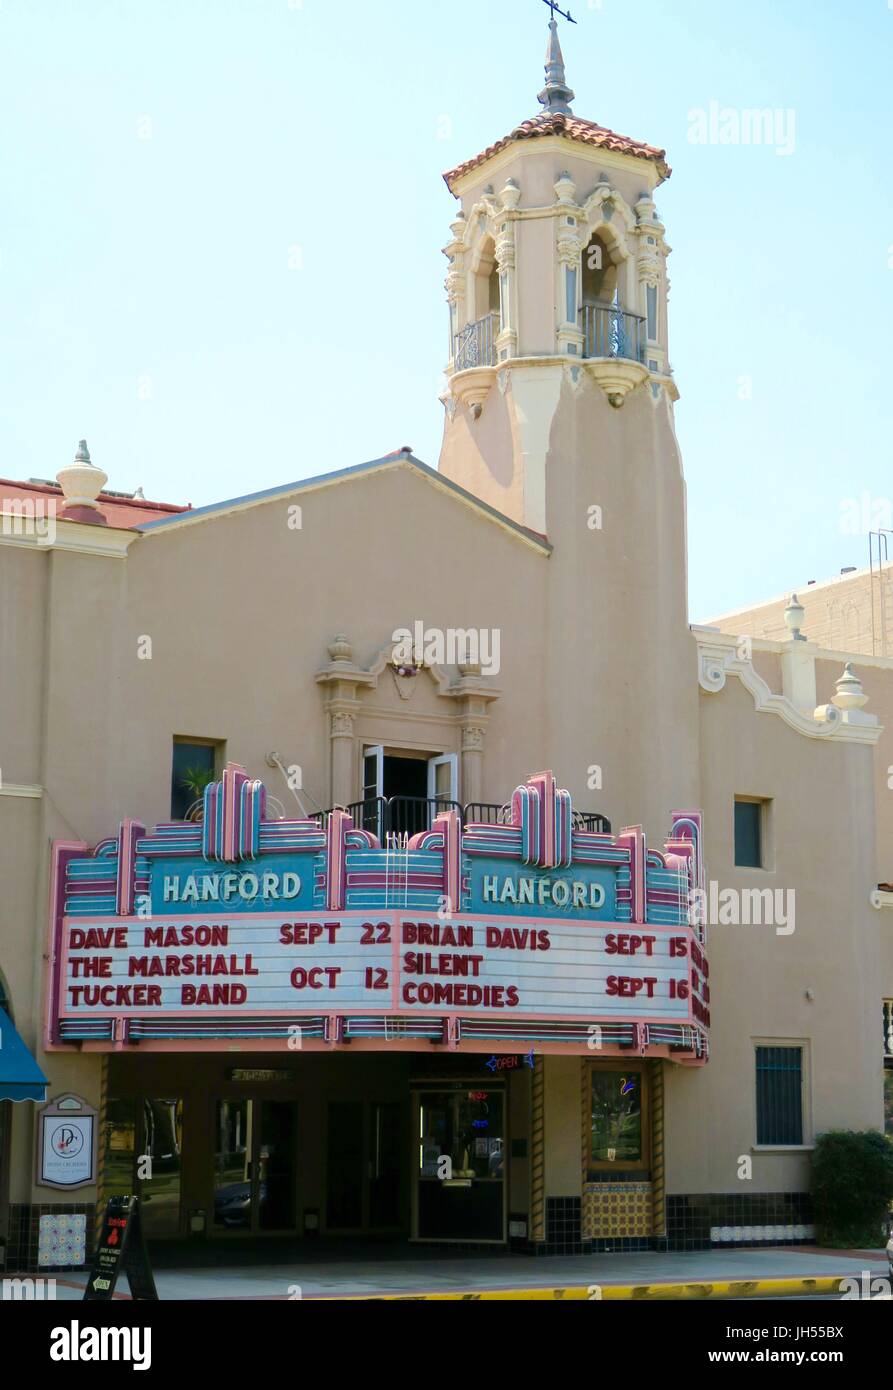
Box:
0 477 190 530
444 112 671 191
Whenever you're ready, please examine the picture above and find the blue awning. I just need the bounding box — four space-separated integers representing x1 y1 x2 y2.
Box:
0 1008 48 1102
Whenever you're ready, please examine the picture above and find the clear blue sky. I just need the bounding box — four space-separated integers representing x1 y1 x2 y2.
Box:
1 0 891 620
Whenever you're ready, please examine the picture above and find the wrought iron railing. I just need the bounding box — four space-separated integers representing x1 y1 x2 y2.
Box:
463 803 611 834
313 797 462 842
454 312 500 371
464 802 513 826
885 1000 893 1059
580 302 646 364
314 797 612 839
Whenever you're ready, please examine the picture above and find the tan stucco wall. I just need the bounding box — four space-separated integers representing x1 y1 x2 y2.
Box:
663 678 885 1193
544 1056 583 1196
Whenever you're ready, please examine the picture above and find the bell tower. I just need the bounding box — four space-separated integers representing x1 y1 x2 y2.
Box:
439 17 676 534
437 14 698 836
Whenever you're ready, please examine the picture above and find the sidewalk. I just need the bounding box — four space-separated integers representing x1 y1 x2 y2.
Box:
10 1246 890 1301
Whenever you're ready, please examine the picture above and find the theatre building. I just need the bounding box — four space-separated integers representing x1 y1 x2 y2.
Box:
1 24 891 1272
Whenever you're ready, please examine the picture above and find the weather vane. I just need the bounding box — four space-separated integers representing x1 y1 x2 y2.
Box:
542 0 576 23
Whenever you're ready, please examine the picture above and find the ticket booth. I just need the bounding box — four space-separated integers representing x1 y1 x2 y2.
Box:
412 1080 506 1243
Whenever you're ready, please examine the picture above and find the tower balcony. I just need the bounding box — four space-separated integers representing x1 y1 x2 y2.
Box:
447 304 661 413
578 302 650 406
580 302 646 365
451 311 500 412
454 311 501 372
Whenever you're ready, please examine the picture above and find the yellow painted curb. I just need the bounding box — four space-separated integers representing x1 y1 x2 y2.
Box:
333 1276 846 1302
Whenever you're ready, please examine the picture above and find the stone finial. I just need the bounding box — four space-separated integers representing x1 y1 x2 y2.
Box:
56 439 109 525
500 178 521 211
328 634 353 665
449 212 467 241
537 19 575 115
554 171 577 206
784 593 806 642
832 662 868 712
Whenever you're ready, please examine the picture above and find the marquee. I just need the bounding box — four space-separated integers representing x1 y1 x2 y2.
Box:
46 767 709 1061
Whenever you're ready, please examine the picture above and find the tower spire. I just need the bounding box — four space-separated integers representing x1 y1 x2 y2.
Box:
538 10 575 116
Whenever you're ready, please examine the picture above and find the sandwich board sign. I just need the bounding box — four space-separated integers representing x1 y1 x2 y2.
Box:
83 1195 158 1301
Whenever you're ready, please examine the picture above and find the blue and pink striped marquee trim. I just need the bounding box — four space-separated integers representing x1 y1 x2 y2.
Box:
511 771 573 869
115 819 145 917
59 768 707 945
202 764 266 863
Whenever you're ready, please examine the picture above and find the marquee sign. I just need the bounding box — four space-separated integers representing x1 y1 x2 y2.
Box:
46 767 709 1061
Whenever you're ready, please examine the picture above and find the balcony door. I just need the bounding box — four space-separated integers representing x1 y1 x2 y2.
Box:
361 747 459 840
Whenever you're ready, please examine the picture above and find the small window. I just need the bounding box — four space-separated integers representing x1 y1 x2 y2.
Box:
499 271 510 330
171 740 220 821
565 266 578 325
646 284 659 341
734 799 763 868
756 1046 803 1145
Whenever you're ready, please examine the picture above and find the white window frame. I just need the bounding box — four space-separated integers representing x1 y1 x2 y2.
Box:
363 745 385 802
646 283 659 343
427 753 459 806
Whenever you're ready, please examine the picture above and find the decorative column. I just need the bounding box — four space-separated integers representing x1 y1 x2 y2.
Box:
460 725 486 806
650 1058 666 1239
530 1058 546 1246
494 178 521 361
329 711 356 809
315 635 376 809
448 661 501 806
94 1054 109 1248
443 212 467 373
580 1057 591 1237
634 195 668 378
555 172 584 357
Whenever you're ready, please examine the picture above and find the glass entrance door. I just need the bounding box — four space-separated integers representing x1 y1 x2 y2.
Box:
413 1085 506 1243
214 1098 298 1234
104 1096 183 1238
369 1102 402 1229
326 1099 406 1234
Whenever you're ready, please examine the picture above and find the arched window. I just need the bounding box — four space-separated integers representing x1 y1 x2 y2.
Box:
582 232 618 306
455 236 501 370
580 231 642 361
473 237 500 323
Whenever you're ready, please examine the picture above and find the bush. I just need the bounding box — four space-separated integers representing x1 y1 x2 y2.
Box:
811 1130 893 1248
